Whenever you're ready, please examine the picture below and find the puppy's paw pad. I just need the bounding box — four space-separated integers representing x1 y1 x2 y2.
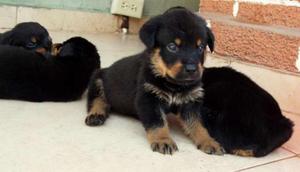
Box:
197 140 225 155
85 114 106 126
151 139 178 155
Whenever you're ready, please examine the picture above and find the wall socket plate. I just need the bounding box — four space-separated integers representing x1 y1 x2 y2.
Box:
111 0 144 18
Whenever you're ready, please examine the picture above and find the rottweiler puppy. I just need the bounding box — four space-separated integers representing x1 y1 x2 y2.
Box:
0 37 100 102
85 7 225 155
0 22 52 56
201 67 293 157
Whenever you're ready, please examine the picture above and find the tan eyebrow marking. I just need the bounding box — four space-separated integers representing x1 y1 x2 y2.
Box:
196 39 202 46
31 37 37 43
175 38 181 46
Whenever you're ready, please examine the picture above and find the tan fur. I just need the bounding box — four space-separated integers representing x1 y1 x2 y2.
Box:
88 97 108 116
51 43 62 56
31 37 37 43
35 48 47 55
147 125 171 144
232 149 254 157
175 38 181 46
146 124 178 154
177 115 224 154
167 61 182 78
144 82 204 105
151 49 183 78
151 49 168 77
196 38 202 46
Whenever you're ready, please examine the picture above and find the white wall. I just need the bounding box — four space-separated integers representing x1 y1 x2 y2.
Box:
238 0 300 7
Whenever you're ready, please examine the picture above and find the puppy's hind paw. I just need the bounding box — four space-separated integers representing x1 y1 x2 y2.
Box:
197 140 225 155
85 114 107 126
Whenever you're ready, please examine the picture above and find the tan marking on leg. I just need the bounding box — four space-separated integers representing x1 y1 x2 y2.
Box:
89 97 108 116
232 149 254 157
85 97 108 126
178 116 225 155
175 38 181 46
146 124 178 155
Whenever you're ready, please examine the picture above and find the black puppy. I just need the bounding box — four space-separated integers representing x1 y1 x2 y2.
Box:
0 22 52 55
85 7 224 155
0 37 100 102
201 67 293 157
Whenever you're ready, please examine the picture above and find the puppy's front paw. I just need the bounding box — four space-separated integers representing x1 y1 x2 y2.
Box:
197 140 225 155
85 114 106 126
150 138 178 155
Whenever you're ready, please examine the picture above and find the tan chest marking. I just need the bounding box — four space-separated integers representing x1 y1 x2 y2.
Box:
144 83 204 105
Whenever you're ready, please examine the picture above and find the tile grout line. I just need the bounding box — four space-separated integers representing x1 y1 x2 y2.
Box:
281 146 298 155
282 109 300 116
234 155 297 172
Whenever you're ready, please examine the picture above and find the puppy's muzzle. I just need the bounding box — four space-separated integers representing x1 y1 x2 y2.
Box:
185 64 197 74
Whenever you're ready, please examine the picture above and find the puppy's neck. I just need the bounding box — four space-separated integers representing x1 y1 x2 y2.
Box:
143 82 204 106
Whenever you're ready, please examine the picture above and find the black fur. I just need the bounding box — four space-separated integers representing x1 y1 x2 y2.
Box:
86 7 293 157
0 37 100 102
201 67 293 157
0 22 52 55
86 7 224 155
87 8 213 124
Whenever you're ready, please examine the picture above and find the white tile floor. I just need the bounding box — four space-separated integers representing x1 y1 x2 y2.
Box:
0 31 299 172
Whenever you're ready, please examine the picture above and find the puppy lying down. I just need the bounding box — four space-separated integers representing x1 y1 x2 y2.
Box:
0 37 100 102
201 67 293 157
0 22 52 56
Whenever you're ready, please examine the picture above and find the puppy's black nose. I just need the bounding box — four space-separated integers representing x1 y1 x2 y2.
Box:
185 64 197 73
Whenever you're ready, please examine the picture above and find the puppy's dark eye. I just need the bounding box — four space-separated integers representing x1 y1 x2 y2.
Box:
26 42 37 49
198 45 204 53
166 43 178 53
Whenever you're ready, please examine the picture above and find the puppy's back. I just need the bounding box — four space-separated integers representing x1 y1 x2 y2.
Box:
102 54 144 115
0 46 45 101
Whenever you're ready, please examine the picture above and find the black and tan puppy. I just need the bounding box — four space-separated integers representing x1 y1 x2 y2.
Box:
0 37 100 102
201 67 293 157
0 22 52 55
85 7 224 155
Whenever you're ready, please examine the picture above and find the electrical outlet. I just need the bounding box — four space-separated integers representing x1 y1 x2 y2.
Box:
111 0 144 18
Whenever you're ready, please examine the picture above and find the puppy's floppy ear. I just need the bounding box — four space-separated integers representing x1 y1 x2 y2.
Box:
206 26 215 52
139 16 161 48
58 43 74 57
0 31 14 44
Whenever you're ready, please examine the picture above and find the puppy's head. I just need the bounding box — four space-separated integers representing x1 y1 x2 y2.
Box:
140 7 214 85
0 22 52 55
57 37 100 68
